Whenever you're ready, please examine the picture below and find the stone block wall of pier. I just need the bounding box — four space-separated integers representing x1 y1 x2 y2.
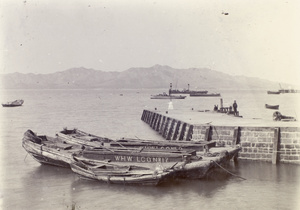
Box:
141 110 300 164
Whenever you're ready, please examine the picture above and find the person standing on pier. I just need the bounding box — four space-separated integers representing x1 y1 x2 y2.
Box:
233 100 238 115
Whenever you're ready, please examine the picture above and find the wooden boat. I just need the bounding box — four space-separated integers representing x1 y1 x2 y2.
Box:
169 84 208 95
2 99 24 107
170 90 208 94
23 129 241 185
71 146 241 180
22 130 84 168
279 89 299 93
265 104 279 110
173 146 241 179
57 128 112 148
23 129 196 168
190 93 221 97
57 128 216 152
150 92 186 99
70 157 175 186
267 91 280 94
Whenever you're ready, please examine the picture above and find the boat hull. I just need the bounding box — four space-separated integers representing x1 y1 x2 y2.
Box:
175 147 240 179
267 91 280 94
22 129 242 185
70 161 173 186
190 93 221 97
150 95 186 99
58 128 216 152
2 99 24 107
73 147 241 180
22 130 83 168
170 90 208 94
265 104 279 110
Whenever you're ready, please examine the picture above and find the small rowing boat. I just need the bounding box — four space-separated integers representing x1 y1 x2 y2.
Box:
265 104 279 110
2 99 24 107
267 91 280 94
22 130 83 168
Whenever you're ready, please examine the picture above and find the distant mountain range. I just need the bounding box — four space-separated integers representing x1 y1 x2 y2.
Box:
0 64 287 90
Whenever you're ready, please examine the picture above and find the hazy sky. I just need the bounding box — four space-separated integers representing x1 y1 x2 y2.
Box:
1 0 299 85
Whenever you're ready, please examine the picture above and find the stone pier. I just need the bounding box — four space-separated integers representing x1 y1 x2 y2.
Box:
141 109 300 164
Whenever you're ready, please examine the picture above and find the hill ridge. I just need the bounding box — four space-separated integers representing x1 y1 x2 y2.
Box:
0 65 285 90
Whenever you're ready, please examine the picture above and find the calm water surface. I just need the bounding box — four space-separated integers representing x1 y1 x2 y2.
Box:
0 89 300 210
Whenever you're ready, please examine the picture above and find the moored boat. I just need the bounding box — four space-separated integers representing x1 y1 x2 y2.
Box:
267 91 280 94
57 128 112 148
22 130 84 168
279 89 299 93
23 129 196 168
2 99 24 107
170 89 208 94
190 93 221 97
169 84 208 95
265 104 279 110
72 146 241 180
57 128 216 151
150 92 186 99
23 129 242 185
70 157 176 186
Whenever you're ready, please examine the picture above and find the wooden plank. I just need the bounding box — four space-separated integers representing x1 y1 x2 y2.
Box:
232 126 240 146
204 126 212 141
166 119 176 140
159 116 166 134
155 115 162 131
172 121 181 140
185 124 193 141
272 127 280 164
150 113 157 128
162 118 170 138
179 123 187 140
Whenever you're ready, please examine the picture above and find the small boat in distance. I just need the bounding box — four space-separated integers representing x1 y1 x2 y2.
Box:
2 99 24 107
278 84 300 93
190 93 221 97
265 104 279 110
267 91 280 94
150 92 186 99
279 89 299 93
170 89 208 94
170 84 208 95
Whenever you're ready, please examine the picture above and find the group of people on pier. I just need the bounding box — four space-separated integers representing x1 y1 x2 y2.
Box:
214 100 239 116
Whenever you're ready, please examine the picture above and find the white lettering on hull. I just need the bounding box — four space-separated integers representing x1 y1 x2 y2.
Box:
114 156 170 163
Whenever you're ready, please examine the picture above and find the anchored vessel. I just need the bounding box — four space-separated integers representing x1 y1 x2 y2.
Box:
150 92 186 99
57 128 216 151
170 84 208 95
22 129 241 185
190 92 221 97
2 99 24 107
265 104 279 110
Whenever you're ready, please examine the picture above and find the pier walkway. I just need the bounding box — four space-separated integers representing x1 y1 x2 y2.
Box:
141 109 300 164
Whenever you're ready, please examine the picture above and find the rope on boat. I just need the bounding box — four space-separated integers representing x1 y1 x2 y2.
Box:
24 153 28 161
212 126 222 144
210 160 246 180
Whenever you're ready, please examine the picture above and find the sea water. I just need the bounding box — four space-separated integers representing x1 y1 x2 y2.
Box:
0 89 300 210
